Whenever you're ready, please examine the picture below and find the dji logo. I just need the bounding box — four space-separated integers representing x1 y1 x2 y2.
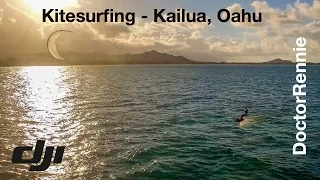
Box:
12 140 65 171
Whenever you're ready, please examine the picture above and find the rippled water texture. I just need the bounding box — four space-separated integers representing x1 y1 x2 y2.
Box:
0 65 319 179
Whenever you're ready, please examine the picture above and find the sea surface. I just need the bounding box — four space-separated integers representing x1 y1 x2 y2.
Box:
0 65 319 180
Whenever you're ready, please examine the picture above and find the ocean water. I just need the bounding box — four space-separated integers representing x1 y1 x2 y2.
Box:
0 65 319 180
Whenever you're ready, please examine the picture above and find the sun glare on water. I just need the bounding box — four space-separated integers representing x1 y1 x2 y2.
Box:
24 0 79 12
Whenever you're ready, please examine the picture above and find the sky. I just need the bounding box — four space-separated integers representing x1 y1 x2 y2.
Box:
0 0 319 62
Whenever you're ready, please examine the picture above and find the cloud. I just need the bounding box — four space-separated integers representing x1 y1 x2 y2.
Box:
295 0 320 19
225 1 302 28
0 0 319 62
248 22 320 58
252 1 302 26
282 21 320 40
0 0 218 60
0 8 3 23
281 21 320 56
9 17 16 23
225 3 264 27
88 23 130 38
0 0 44 55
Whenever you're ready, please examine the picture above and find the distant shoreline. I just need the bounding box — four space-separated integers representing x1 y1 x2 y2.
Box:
1 63 319 67
1 50 319 67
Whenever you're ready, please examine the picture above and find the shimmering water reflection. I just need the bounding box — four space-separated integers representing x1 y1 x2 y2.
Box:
0 65 319 179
